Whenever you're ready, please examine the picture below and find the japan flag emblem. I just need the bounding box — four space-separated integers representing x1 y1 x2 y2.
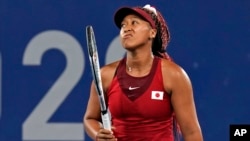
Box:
151 91 164 100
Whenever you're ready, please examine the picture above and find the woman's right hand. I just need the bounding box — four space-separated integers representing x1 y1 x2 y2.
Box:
95 127 117 141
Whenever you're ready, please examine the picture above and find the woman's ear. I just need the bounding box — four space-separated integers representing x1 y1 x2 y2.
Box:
150 29 157 39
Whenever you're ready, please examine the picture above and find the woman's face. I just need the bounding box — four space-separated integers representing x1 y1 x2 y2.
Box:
120 14 156 50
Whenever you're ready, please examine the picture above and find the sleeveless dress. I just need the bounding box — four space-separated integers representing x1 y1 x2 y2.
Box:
107 57 174 141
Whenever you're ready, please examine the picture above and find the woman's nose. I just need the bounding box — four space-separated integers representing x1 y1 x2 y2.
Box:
123 26 132 33
125 29 132 34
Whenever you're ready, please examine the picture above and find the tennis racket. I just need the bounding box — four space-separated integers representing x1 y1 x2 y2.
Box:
86 25 111 130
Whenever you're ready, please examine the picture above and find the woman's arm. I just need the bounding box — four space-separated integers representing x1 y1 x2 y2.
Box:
162 60 203 141
83 82 103 139
83 61 119 140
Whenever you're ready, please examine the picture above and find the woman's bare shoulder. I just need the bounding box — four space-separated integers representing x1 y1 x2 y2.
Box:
161 58 191 91
101 60 120 75
161 58 184 75
100 60 121 91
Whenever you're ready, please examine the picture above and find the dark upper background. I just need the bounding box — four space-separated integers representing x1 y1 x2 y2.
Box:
0 0 249 141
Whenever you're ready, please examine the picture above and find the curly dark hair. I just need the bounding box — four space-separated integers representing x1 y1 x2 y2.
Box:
139 7 171 60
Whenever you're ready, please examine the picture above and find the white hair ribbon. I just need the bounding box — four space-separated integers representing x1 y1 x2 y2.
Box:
143 4 157 16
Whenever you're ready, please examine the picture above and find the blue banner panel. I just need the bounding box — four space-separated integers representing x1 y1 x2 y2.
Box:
0 0 250 141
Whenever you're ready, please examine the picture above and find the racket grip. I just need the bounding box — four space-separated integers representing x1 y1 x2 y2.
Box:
101 112 112 130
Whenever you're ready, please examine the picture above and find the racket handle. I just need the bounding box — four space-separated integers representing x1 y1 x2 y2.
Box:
101 112 112 130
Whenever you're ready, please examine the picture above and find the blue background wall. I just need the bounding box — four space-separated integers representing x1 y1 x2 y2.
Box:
0 0 249 140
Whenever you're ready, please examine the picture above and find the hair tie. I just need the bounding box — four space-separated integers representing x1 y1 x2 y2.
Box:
143 4 157 16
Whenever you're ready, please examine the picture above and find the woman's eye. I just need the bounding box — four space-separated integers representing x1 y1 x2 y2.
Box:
132 21 137 25
120 23 125 28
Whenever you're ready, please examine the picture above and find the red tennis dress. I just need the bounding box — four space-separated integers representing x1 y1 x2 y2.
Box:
107 57 174 141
